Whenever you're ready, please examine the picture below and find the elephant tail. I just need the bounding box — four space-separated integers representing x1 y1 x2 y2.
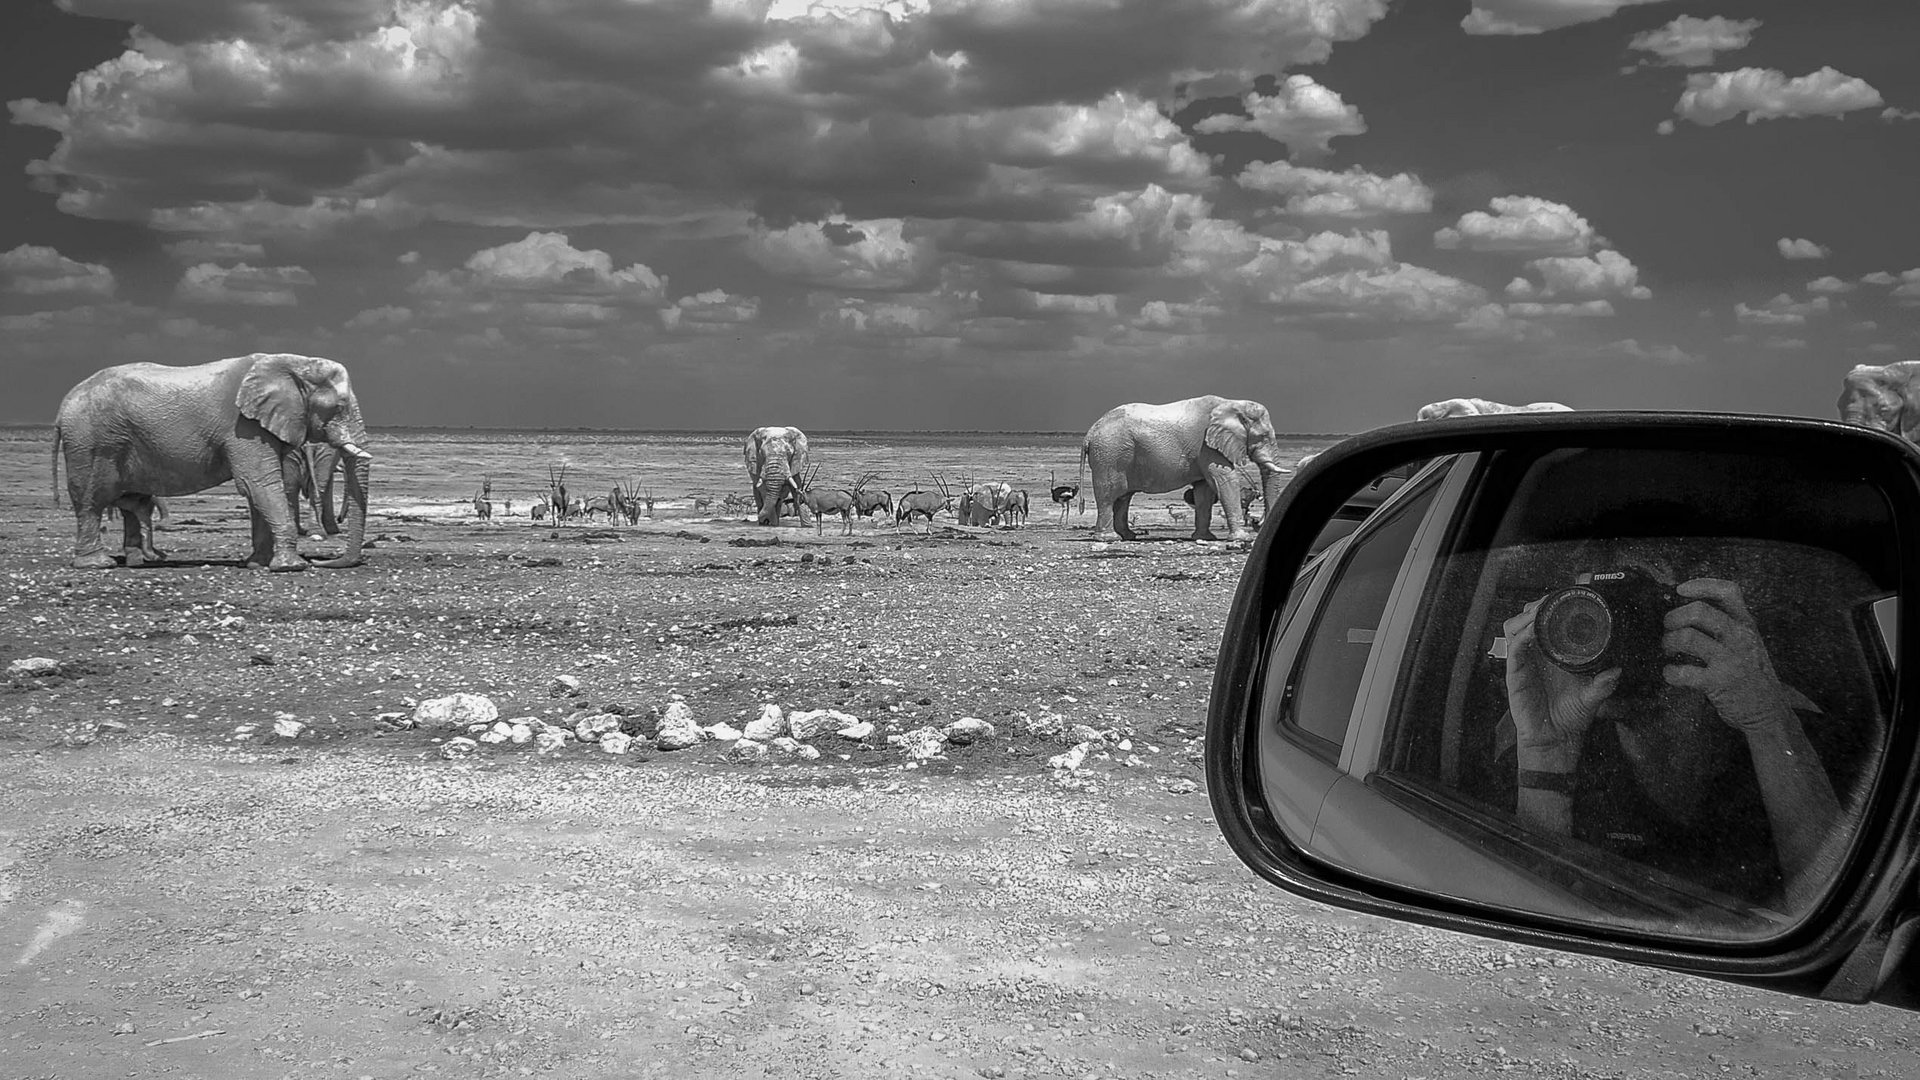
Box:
50 422 63 508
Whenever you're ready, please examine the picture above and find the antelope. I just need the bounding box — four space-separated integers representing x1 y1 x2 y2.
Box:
796 464 858 535
895 474 955 530
1004 489 1030 527
850 472 892 521
958 479 1013 527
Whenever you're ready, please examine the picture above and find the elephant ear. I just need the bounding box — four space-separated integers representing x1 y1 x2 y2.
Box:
237 353 337 446
1204 403 1252 466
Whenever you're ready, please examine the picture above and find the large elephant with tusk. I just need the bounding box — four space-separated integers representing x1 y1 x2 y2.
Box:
743 425 814 527
1081 395 1290 543
52 352 372 571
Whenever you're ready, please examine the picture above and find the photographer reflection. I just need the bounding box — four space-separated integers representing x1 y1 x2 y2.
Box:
1501 545 1845 911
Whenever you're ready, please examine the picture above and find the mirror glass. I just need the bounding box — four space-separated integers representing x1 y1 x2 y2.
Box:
1257 444 1898 942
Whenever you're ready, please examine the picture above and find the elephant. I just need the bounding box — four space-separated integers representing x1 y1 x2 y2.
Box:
1415 397 1573 420
743 426 814 527
1080 395 1289 543
1838 361 1920 443
52 352 371 571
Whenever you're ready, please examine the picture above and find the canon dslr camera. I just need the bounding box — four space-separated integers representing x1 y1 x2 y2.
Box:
1535 567 1682 691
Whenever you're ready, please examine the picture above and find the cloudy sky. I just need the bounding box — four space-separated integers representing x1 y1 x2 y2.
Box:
2 0 1915 432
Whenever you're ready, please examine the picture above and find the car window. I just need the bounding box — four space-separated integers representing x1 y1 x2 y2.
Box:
1277 472 1445 754
1350 445 1897 940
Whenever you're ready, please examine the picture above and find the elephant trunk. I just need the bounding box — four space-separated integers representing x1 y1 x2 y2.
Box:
311 405 369 568
757 461 788 525
1250 444 1288 514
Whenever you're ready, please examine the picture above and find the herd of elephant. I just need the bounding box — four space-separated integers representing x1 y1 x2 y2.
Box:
43 353 1920 570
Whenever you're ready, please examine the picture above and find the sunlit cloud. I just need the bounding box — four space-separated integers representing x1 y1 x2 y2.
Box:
1235 161 1433 218
1462 0 1673 36
1434 196 1598 257
1676 67 1885 126
1192 75 1366 158
0 243 116 298
1627 15 1758 68
1777 237 1830 260
174 262 315 306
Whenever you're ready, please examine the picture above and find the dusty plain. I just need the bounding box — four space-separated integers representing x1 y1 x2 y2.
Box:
2 434 1916 1080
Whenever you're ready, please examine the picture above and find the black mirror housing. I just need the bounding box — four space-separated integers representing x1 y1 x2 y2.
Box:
1206 412 1920 1008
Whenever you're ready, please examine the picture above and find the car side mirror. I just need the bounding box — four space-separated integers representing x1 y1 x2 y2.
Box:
1206 413 1920 1009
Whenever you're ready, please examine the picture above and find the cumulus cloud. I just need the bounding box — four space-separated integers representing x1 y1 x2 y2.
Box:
1263 264 1488 323
345 305 414 331
0 244 117 298
175 262 315 306
1507 300 1616 317
1675 67 1885 126
1627 15 1759 67
161 238 268 263
1434 196 1598 257
1735 294 1831 325
661 289 762 334
1462 0 1671 36
1602 338 1697 364
0 301 144 334
1777 237 1830 260
1234 161 1433 218
1192 75 1366 158
746 217 935 290
414 232 666 306
1505 250 1651 302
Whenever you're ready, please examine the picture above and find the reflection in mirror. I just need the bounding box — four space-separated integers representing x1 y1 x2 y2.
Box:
1260 445 1897 942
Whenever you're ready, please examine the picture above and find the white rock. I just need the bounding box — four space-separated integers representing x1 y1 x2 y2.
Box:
889 727 948 761
551 674 583 697
600 732 633 755
744 704 786 741
1049 742 1092 772
728 739 770 762
1068 724 1111 747
574 714 623 743
834 721 875 740
440 737 479 759
704 722 743 742
790 708 859 741
943 717 996 745
655 718 703 751
413 693 498 732
272 717 306 739
6 657 60 677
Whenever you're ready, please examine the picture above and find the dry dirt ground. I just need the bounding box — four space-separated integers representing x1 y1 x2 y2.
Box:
2 504 1916 1079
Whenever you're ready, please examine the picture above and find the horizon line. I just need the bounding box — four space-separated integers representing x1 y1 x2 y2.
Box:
0 421 1357 439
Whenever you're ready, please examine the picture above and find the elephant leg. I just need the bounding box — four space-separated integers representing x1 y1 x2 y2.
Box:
71 503 114 569
1111 493 1138 541
1205 462 1251 541
119 508 149 567
236 474 308 572
1190 479 1219 541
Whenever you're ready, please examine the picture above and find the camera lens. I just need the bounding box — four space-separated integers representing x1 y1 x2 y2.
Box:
1537 587 1613 672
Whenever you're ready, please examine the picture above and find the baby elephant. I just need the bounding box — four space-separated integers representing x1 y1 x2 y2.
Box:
106 493 169 567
